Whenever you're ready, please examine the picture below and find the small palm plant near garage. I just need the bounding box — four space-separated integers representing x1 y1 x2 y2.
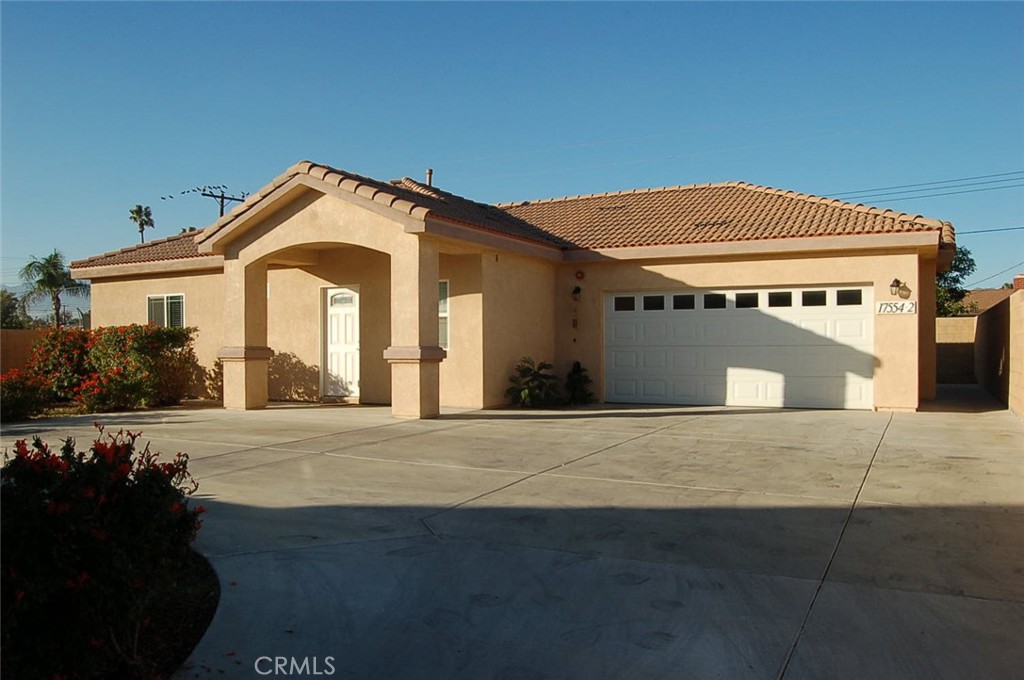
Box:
565 361 594 405
506 356 561 407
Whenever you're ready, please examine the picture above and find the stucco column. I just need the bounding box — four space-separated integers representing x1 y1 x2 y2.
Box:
218 258 273 410
384 236 446 418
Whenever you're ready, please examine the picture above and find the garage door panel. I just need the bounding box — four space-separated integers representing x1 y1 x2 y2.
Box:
642 321 670 342
611 322 638 342
642 350 668 369
611 379 639 399
672 379 699 400
612 350 639 369
606 286 874 410
672 320 699 342
701 321 730 344
835 318 870 342
670 348 700 370
642 380 668 399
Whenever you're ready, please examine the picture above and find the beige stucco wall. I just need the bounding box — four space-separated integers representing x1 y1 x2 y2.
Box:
918 258 938 399
975 295 1010 406
88 270 224 397
0 329 47 373
1010 291 1024 418
936 317 976 384
481 252 557 407
439 254 484 407
976 290 1024 417
554 250 926 411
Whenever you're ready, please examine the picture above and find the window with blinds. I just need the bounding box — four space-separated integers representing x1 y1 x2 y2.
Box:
148 295 184 327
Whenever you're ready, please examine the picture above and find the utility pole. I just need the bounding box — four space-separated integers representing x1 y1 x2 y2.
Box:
161 185 250 218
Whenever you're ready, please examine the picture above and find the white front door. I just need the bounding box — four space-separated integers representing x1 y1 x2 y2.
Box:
323 286 360 397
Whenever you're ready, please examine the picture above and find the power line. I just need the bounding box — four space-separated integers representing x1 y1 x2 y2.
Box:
824 170 1024 197
840 183 1024 203
837 177 1024 201
966 260 1024 288
958 226 1024 235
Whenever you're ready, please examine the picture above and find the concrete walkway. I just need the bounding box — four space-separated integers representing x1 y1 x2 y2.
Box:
2 386 1022 679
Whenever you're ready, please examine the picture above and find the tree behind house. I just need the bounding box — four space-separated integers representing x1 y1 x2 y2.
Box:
936 245 978 317
129 204 155 243
18 250 89 328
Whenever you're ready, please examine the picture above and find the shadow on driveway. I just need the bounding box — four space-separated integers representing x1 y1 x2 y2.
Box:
177 498 1024 680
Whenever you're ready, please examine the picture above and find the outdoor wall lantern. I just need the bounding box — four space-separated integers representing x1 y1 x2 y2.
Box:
889 279 903 296
572 285 582 301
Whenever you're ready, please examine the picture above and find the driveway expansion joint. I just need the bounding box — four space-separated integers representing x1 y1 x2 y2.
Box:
775 411 894 679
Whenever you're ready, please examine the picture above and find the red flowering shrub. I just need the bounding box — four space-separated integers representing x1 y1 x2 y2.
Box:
26 326 91 401
85 324 197 410
1 427 206 678
12 324 199 415
0 369 49 421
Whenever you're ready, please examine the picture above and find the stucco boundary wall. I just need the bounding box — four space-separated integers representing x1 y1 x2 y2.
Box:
974 290 1024 417
935 317 976 384
0 329 46 373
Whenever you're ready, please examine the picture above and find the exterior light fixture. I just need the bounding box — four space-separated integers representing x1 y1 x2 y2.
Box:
572 285 582 301
890 279 903 296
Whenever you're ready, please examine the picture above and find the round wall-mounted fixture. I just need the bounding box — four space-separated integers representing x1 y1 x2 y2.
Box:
575 270 585 280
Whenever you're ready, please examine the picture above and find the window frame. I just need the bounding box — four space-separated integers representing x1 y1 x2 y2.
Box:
438 280 450 351
147 294 185 328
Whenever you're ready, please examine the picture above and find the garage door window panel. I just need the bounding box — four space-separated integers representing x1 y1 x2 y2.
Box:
704 293 727 309
643 295 665 311
614 296 636 312
673 294 695 310
837 289 863 306
736 292 759 309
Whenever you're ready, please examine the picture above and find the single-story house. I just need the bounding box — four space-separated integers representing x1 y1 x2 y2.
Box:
71 160 955 418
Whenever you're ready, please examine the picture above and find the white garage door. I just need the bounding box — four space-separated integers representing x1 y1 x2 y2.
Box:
604 286 874 409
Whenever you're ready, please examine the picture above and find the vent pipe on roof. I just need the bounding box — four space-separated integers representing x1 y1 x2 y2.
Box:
426 168 433 187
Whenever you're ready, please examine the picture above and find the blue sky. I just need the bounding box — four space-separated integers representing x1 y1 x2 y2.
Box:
2 2 1022 315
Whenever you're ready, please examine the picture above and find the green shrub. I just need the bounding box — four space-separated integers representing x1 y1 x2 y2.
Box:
1 427 205 678
68 324 198 413
26 326 91 401
565 361 594 405
0 369 49 421
506 356 561 407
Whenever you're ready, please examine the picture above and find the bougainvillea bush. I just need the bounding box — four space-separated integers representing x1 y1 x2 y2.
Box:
26 326 91 401
0 369 50 421
1 428 206 679
0 324 199 417
78 325 197 412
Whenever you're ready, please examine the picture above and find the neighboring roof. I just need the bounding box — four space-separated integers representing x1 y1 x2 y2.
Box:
71 230 205 269
497 182 956 251
73 162 955 271
963 288 1014 315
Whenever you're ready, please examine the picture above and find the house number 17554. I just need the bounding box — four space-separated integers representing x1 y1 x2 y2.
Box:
876 301 918 314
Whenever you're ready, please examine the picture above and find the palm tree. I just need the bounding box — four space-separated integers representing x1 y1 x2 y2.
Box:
19 250 89 328
129 204 155 243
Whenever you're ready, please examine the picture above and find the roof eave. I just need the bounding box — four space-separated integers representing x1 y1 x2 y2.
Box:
71 255 224 280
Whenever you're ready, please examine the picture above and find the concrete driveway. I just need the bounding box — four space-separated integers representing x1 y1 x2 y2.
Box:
2 386 1022 679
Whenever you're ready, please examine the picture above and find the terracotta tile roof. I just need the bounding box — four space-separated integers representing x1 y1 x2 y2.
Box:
196 161 570 249
964 288 1014 314
496 181 956 251
71 230 207 269
73 163 955 270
